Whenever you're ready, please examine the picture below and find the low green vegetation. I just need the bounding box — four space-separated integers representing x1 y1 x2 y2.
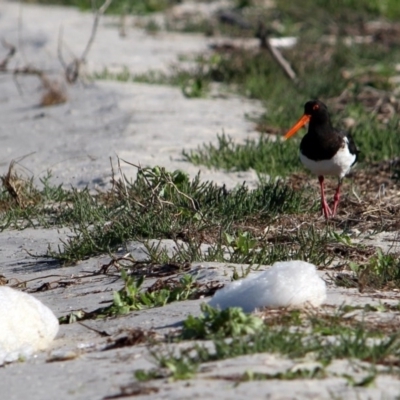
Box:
26 0 180 14
181 303 264 339
135 305 399 381
41 166 323 264
347 250 400 290
59 270 199 323
45 167 359 267
0 171 77 231
0 164 394 279
183 115 400 175
24 0 400 20
1 165 352 269
278 0 400 22
237 367 327 382
183 133 300 176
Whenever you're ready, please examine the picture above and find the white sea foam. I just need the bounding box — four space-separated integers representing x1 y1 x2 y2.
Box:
0 286 59 364
209 261 327 312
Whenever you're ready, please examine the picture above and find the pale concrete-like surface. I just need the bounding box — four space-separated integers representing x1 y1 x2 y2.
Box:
0 2 399 400
0 1 262 189
0 76 261 189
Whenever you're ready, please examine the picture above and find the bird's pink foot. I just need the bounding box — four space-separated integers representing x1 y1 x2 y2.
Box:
321 199 332 219
332 184 341 216
318 175 332 220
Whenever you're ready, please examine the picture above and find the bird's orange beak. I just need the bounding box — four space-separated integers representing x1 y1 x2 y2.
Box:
283 114 311 140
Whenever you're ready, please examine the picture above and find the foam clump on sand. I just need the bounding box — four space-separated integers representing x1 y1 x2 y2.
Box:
209 260 326 313
0 286 59 364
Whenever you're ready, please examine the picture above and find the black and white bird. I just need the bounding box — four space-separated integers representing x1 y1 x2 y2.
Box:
284 100 359 219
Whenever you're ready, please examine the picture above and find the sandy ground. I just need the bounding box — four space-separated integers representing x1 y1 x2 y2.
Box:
0 2 399 399
0 1 263 188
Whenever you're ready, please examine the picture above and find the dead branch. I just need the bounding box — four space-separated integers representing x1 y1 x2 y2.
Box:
218 13 297 83
60 0 113 83
81 0 113 62
256 22 297 83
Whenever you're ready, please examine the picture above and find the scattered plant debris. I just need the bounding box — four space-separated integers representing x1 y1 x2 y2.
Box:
103 382 159 399
103 328 158 350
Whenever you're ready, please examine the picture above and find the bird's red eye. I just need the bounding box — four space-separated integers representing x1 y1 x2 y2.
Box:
313 104 319 110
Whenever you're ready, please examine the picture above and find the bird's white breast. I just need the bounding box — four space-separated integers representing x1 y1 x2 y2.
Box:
299 137 356 179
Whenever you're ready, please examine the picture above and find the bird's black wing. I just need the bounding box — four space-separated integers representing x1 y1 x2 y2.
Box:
344 131 359 166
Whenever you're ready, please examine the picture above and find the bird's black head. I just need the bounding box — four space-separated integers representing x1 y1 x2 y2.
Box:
283 100 332 140
303 100 330 125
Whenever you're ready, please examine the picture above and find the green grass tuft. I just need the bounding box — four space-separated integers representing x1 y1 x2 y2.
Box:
45 166 318 264
181 303 264 339
183 133 300 176
141 306 400 381
27 0 180 15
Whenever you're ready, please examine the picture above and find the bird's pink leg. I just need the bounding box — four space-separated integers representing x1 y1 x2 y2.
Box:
332 180 342 216
318 176 332 219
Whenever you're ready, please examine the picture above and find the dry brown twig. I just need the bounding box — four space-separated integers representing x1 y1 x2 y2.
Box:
215 11 297 83
59 0 113 83
117 156 131 210
1 0 112 104
256 21 297 83
108 156 146 208
96 253 135 275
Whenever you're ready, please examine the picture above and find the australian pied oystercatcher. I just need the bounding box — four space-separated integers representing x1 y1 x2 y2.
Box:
284 100 359 219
